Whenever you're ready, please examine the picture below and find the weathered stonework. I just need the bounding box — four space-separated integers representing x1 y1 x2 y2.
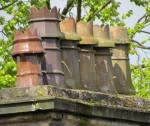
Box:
0 86 150 125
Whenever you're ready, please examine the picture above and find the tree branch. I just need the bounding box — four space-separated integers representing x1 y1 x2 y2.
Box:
132 39 150 50
131 64 145 69
76 0 82 22
140 30 150 34
87 0 111 22
59 14 68 18
61 0 75 18
46 0 51 10
137 13 147 23
0 0 17 10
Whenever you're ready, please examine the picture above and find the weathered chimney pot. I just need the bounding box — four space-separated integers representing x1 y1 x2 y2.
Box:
28 6 65 88
93 25 117 94
76 21 98 91
110 27 135 94
12 28 44 87
60 17 82 89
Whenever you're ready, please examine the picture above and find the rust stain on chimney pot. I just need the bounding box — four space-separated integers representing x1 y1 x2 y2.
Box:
110 27 135 95
12 28 44 87
93 25 115 47
60 17 81 40
77 21 98 45
110 27 130 44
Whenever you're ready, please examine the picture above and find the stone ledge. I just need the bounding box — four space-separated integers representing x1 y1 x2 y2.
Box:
0 85 150 123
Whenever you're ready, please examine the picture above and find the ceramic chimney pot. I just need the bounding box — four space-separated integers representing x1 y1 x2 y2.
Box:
28 7 65 88
110 27 135 95
77 21 98 91
60 17 82 89
93 25 117 94
12 28 44 87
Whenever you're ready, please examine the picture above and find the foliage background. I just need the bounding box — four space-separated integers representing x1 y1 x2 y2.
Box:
0 0 149 98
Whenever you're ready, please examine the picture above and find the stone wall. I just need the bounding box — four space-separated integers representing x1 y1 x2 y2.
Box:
1 112 148 126
0 86 150 125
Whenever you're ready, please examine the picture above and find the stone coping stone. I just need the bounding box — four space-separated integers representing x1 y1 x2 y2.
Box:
0 85 150 123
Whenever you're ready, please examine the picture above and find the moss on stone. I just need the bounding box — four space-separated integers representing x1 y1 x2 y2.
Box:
0 85 150 111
